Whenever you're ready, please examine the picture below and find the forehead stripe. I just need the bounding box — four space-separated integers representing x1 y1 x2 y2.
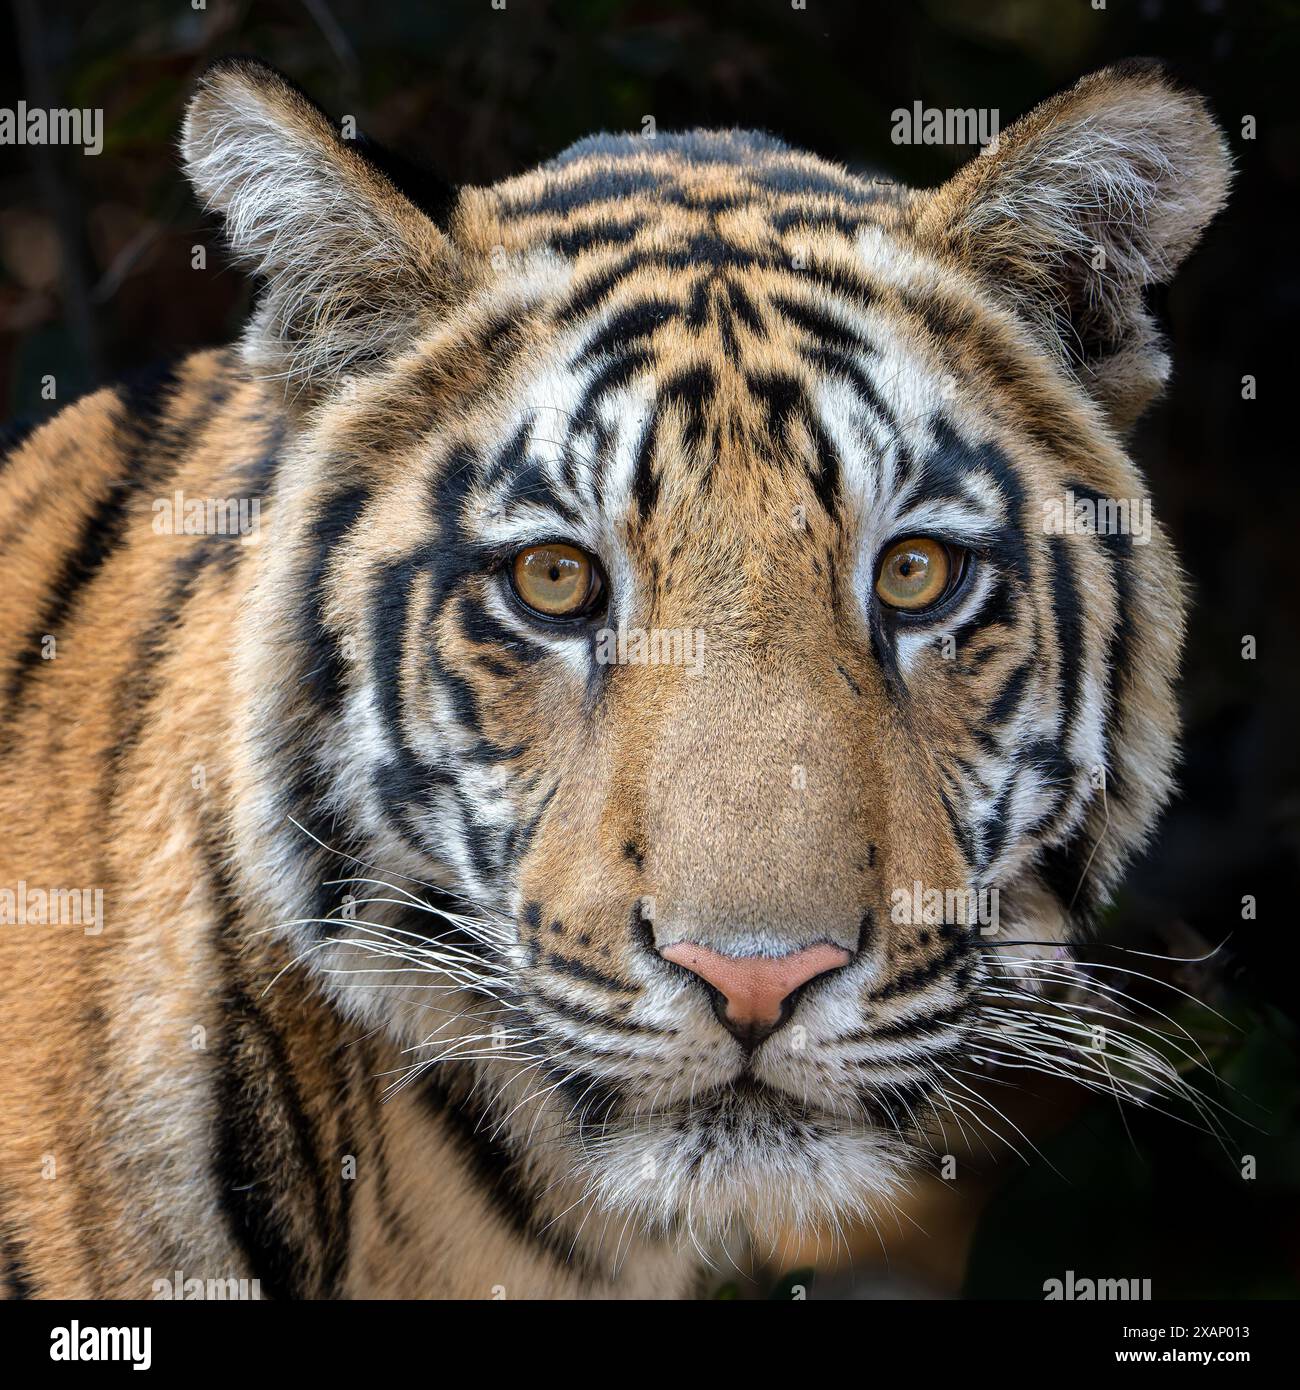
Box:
1046 535 1086 735
631 410 660 521
770 293 876 356
575 297 678 366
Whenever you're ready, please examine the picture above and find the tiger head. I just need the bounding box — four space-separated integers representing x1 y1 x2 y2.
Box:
183 60 1228 1244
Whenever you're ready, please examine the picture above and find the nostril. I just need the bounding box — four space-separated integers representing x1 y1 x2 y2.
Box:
659 941 851 1045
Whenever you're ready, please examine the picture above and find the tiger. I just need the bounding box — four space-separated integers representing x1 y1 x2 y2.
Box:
0 57 1228 1300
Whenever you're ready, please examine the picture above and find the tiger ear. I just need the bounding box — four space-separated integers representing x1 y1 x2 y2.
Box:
916 60 1230 432
180 58 458 395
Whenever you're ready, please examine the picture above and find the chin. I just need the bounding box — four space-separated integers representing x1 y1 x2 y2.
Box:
566 1079 915 1247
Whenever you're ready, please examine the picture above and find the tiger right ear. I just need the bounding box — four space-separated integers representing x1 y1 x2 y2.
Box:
181 58 459 394
916 61 1230 432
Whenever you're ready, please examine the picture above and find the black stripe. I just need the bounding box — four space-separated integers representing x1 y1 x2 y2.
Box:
351 1037 414 1257
531 986 675 1038
449 781 506 880
457 592 544 663
631 409 660 521
421 1065 602 1280
805 414 842 515
770 206 869 237
747 161 886 202
256 475 374 936
1047 535 1085 732
987 659 1033 727
948 576 1015 653
500 460 583 525
1066 481 1135 800
482 417 531 491
683 277 710 330
713 287 742 362
577 297 677 366
527 180 747 217
503 780 559 866
802 345 899 439
745 367 808 447
868 936 969 1001
979 776 1018 871
547 216 649 256
558 245 781 324
937 783 977 872
560 242 883 329
555 1064 625 1140
898 287 977 352
723 278 765 335
428 443 485 594
371 551 439 749
203 816 348 1299
579 417 614 498
543 951 638 995
0 363 185 737
1017 737 1074 831
0 1208 34 1298
792 257 880 316
843 1000 973 1043
503 165 663 214
771 293 873 355
301 483 372 709
368 758 451 859
574 350 653 432
658 363 716 461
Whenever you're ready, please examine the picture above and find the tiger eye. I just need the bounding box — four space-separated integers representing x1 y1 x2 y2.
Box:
510 543 600 618
874 537 952 612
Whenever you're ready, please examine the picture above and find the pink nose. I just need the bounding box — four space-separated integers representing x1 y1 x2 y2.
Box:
660 941 851 1042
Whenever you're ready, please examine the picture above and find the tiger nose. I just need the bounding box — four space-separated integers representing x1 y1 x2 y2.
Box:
659 941 851 1047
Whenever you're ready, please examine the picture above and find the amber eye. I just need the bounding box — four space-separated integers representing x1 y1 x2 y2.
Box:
874 537 956 613
510 543 603 619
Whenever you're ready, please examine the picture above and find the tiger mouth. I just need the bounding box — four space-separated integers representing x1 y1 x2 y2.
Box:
609 1072 933 1139
592 1077 840 1153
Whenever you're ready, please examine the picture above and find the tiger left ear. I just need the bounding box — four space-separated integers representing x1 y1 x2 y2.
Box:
916 60 1230 432
181 58 459 397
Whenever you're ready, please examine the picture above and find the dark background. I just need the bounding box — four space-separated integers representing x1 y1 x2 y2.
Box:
1 0 1296 1298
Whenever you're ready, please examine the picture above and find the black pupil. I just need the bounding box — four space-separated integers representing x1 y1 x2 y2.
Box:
549 565 561 581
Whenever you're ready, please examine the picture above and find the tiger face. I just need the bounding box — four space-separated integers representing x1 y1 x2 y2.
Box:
184 60 1228 1242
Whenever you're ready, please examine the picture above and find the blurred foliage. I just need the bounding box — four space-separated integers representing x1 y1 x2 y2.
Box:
2 0 1296 1298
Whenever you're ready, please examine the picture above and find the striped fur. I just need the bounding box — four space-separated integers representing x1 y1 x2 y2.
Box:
0 59 1227 1297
